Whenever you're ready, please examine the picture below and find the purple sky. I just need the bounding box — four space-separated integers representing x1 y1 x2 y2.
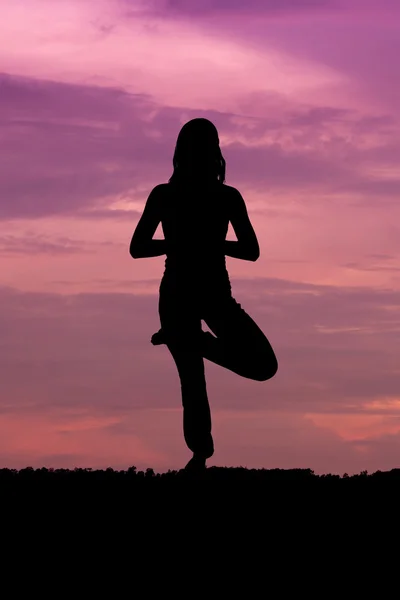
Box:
0 0 399 473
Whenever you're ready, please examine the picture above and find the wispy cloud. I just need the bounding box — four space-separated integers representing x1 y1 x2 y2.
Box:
1 278 400 472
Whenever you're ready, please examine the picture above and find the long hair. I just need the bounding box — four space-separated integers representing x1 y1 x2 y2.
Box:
169 118 226 185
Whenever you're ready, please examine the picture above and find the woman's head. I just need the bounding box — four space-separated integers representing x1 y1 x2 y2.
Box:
169 118 226 185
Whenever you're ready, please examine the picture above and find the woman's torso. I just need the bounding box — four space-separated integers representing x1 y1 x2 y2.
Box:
159 180 232 296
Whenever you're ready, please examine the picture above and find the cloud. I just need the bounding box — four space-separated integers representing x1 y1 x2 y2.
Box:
1 277 400 472
0 73 170 219
1 72 400 224
147 0 338 16
0 0 399 475
0 233 99 256
1 276 399 415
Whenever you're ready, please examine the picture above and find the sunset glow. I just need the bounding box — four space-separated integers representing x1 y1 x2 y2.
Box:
1 0 399 474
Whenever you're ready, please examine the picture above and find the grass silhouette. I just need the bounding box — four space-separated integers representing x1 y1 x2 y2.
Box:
3 465 396 565
3 464 400 497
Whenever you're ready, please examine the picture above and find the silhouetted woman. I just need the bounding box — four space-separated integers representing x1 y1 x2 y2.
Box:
129 118 278 471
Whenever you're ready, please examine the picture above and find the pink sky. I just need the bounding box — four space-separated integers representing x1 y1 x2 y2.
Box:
1 0 400 474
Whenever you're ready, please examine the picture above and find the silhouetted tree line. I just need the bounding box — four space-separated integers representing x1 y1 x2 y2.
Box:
2 465 397 555
2 465 400 492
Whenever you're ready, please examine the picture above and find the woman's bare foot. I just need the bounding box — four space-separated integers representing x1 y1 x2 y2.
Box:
184 453 207 472
151 329 165 345
151 328 215 346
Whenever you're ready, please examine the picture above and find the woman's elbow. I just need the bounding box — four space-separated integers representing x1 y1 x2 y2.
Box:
129 244 140 259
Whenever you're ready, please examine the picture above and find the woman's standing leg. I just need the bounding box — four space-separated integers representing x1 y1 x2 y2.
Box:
201 295 278 381
159 287 214 459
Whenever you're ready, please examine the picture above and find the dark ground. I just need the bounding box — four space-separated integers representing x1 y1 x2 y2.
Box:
2 465 400 513
1 466 397 578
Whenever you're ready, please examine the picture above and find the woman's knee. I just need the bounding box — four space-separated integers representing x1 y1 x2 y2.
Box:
252 352 278 382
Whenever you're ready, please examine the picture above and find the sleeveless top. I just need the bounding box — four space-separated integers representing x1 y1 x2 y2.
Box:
160 181 232 297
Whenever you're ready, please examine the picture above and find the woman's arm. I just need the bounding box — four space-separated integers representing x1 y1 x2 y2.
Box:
225 188 260 261
129 185 167 259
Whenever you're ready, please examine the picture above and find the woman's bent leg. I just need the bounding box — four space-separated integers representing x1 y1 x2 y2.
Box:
201 296 278 382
